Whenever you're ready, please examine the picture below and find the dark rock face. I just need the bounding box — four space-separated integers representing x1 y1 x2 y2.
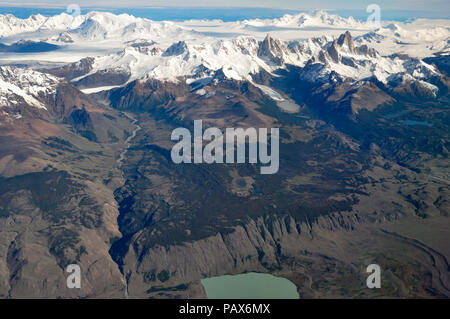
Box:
326 42 340 63
356 44 378 58
163 41 188 56
258 35 285 65
424 54 450 76
68 108 92 129
319 32 379 66
46 57 95 81
337 31 355 53
106 79 189 111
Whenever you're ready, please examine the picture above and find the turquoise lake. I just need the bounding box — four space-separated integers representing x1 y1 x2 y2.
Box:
201 272 299 299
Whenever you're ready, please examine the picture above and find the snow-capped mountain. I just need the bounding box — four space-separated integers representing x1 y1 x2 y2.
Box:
0 11 196 44
64 29 442 100
299 32 439 84
243 10 368 29
0 66 59 110
0 65 109 130
0 11 448 108
69 12 189 41
0 66 62 124
355 21 450 58
0 14 47 37
1 10 448 57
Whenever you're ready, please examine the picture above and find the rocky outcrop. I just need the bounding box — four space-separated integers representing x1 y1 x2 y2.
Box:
123 212 367 297
45 57 95 81
106 79 189 111
163 41 188 57
258 34 286 66
337 31 355 53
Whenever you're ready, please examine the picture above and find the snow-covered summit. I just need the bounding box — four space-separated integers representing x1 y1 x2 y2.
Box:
70 30 441 92
244 10 367 29
355 20 450 57
0 11 195 43
0 10 448 63
0 11 447 99
0 14 47 37
0 66 60 111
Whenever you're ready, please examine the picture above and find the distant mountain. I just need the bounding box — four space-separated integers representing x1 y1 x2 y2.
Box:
0 11 195 42
45 30 445 110
244 10 367 29
0 13 47 37
0 10 448 59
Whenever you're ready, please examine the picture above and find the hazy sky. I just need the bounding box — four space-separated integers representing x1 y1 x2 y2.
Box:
1 0 449 12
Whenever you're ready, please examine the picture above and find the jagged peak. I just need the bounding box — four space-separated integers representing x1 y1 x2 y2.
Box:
162 41 188 56
260 34 277 49
257 34 286 65
337 31 355 52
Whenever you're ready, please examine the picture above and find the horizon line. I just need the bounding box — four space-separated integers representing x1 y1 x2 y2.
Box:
0 4 447 13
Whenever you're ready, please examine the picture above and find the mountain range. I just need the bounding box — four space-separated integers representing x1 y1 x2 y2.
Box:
0 10 449 299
